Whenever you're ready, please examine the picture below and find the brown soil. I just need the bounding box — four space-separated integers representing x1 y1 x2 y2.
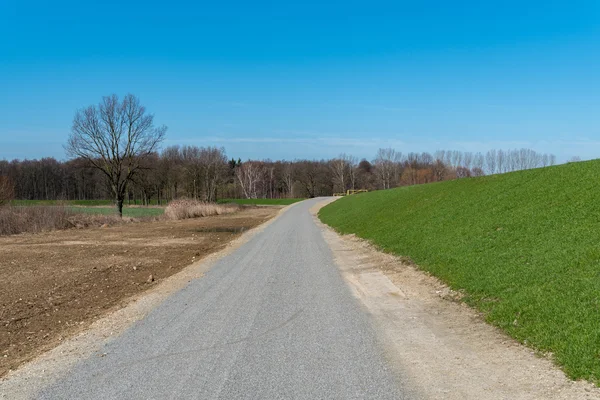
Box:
0 207 278 377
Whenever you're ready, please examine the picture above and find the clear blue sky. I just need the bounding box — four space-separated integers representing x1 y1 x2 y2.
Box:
1 0 599 162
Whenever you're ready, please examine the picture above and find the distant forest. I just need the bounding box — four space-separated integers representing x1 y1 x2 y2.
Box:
0 147 556 204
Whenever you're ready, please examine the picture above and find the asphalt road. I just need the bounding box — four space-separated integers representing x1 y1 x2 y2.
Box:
38 198 409 399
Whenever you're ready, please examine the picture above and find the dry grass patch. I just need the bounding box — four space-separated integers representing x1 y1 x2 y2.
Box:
0 206 130 236
164 199 240 220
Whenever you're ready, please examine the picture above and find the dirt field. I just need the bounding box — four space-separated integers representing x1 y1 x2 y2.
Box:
0 207 278 377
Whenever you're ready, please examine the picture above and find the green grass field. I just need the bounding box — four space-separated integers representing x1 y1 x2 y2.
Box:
319 160 600 383
11 199 165 206
217 198 305 205
71 206 164 218
11 199 114 206
10 200 164 217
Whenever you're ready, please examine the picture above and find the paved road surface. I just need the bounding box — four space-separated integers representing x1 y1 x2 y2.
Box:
38 198 409 399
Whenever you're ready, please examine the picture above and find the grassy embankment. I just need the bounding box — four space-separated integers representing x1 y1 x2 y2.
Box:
319 160 600 383
217 198 305 205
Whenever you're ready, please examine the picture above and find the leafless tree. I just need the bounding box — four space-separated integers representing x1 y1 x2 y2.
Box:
347 155 358 191
374 148 401 189
331 153 357 193
267 165 275 199
482 148 556 175
471 167 485 177
432 159 448 181
330 157 347 193
455 166 472 178
419 152 433 166
0 176 14 206
161 146 184 199
236 161 265 199
434 150 446 164
473 152 484 172
541 154 549 167
462 152 473 170
497 150 507 173
181 145 203 200
65 94 167 216
400 166 418 185
295 160 331 198
450 150 463 168
201 147 227 202
282 162 295 198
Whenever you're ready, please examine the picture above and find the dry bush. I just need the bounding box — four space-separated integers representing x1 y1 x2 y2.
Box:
164 199 239 220
0 176 14 206
0 206 75 235
0 206 125 235
67 213 125 229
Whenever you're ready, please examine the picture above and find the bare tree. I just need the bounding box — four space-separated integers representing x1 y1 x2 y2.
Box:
497 150 507 173
432 159 448 181
374 148 401 189
434 150 446 164
181 145 203 200
66 94 167 216
282 162 295 198
347 155 359 191
450 151 463 168
462 152 473 170
295 160 331 198
267 165 275 199
161 146 184 200
0 176 14 206
331 153 357 193
471 167 485 177
201 147 227 202
455 166 472 178
236 161 265 199
473 152 484 172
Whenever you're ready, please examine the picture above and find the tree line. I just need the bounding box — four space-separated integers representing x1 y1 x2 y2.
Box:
0 147 556 203
0 94 559 207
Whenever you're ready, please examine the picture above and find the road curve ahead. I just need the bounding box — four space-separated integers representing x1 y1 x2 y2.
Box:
39 198 409 399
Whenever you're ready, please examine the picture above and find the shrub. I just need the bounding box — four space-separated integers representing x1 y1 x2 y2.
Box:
164 199 240 220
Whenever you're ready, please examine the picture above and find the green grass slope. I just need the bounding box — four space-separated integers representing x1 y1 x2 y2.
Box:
319 160 600 383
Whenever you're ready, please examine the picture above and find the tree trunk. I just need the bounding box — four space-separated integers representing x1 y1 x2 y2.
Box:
117 198 124 218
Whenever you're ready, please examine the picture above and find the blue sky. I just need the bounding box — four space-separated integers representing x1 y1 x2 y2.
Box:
1 0 599 162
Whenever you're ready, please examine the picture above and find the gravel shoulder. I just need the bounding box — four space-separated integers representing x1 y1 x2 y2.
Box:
313 199 600 400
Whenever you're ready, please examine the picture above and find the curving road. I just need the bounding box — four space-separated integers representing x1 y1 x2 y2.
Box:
38 198 409 399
